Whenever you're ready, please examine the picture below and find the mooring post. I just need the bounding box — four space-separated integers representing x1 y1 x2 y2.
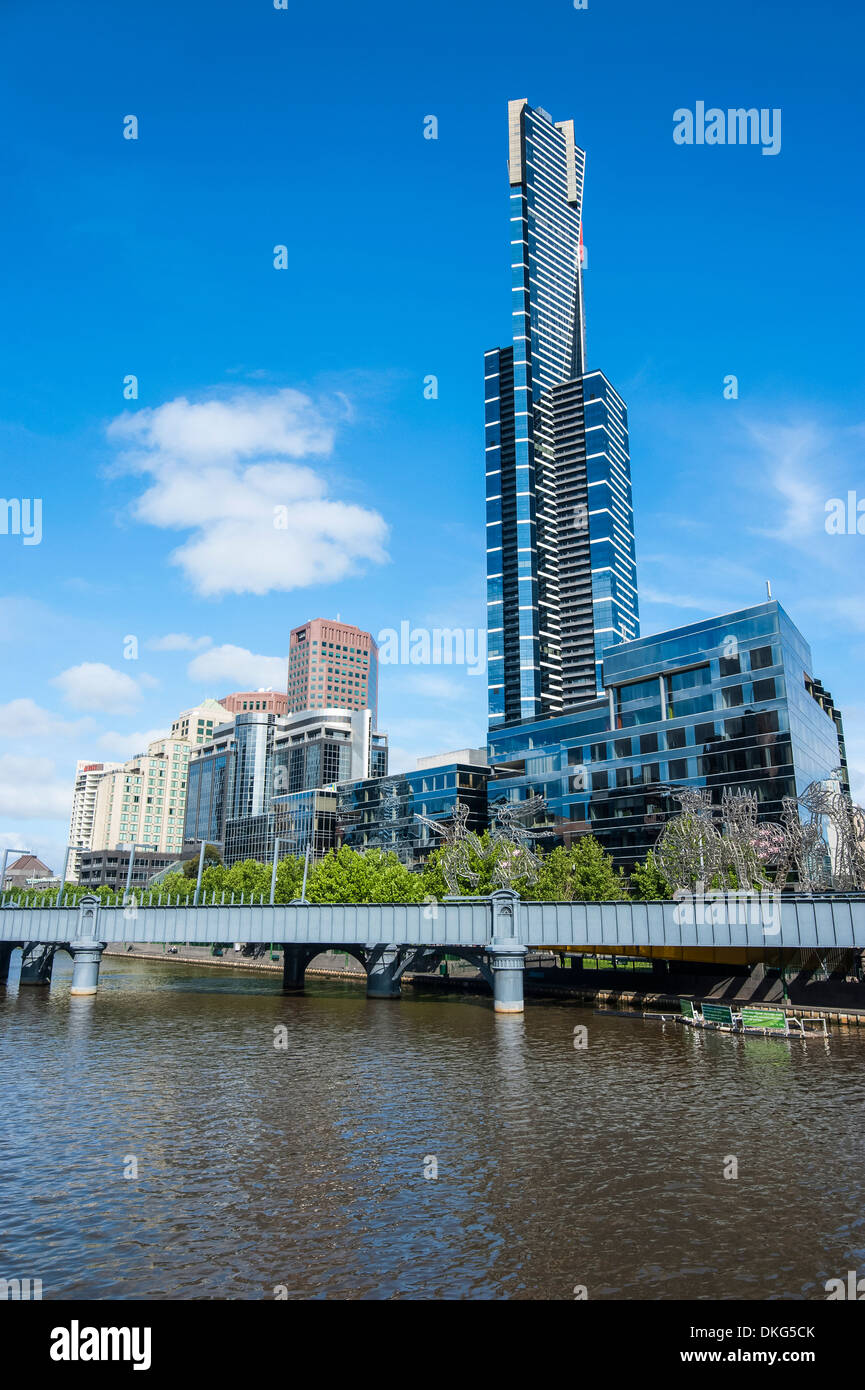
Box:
488 890 526 1014
69 895 106 997
365 945 403 999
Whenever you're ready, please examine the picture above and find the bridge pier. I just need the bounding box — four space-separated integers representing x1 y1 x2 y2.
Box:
0 942 16 987
69 942 105 996
489 890 526 1014
365 946 403 999
489 943 527 1013
281 945 318 993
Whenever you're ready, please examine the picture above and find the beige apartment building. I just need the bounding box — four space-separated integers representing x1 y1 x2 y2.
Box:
67 700 231 878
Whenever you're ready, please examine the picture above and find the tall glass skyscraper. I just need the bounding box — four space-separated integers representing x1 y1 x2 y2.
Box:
486 99 639 728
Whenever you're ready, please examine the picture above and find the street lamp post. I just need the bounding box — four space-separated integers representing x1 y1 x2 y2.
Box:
57 843 87 906
124 842 156 901
301 841 312 904
269 837 281 906
193 839 208 907
1 846 31 899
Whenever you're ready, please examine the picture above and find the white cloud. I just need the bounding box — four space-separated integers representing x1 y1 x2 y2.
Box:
52 662 144 714
0 756 71 820
146 633 213 652
97 727 170 759
108 389 389 597
187 644 287 690
0 698 93 742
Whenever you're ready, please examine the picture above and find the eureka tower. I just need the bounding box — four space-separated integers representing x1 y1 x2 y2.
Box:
486 99 639 728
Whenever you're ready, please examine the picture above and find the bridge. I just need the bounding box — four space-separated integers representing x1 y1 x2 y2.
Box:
1 891 864 1012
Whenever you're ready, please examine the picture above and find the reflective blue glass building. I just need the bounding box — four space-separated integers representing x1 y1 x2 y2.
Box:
487 602 847 870
487 99 639 728
336 759 491 868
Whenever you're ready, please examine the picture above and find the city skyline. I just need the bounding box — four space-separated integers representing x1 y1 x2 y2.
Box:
1 0 864 879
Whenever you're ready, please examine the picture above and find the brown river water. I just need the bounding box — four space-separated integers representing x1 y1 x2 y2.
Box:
1 953 863 1300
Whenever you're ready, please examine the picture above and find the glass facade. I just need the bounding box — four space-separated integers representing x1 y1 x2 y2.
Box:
190 708 390 868
184 749 230 845
273 789 338 861
337 763 491 869
487 100 638 729
486 602 845 871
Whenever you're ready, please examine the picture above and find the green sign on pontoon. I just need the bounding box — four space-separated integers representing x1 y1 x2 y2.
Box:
701 1003 734 1027
679 999 696 1019
740 1007 787 1032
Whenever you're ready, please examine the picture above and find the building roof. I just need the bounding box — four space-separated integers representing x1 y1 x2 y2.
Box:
4 854 54 878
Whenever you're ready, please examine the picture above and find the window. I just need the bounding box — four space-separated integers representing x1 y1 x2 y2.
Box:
719 655 741 677
749 645 775 671
639 733 658 755
695 722 716 744
753 677 777 702
592 770 609 790
614 738 632 758
668 759 689 780
665 726 686 750
722 685 743 709
642 763 661 785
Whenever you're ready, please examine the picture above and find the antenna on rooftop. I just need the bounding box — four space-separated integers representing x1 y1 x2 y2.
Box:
766 580 773 600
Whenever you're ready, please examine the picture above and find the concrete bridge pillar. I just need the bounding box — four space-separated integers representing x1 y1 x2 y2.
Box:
0 942 16 987
489 890 526 1014
365 946 403 999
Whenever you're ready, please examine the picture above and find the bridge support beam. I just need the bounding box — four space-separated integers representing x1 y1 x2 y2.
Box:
69 943 105 996
0 942 16 987
19 945 56 986
365 946 403 999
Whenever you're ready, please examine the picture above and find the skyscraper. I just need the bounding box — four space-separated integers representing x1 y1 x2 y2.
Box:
287 619 379 719
486 99 639 728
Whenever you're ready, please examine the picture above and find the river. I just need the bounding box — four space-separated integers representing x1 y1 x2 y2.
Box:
2 954 863 1300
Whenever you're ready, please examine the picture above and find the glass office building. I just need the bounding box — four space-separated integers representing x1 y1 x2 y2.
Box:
487 99 639 729
185 708 388 867
487 602 846 871
336 760 491 869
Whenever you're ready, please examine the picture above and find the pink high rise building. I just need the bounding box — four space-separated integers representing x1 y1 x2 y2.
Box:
219 690 289 716
287 619 378 719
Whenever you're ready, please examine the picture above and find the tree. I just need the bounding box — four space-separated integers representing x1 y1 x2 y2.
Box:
629 851 673 901
531 837 629 902
419 830 505 898
181 844 222 878
308 846 426 904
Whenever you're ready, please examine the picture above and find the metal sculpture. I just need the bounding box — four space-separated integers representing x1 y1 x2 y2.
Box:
414 800 484 894
655 787 725 892
487 796 555 890
655 774 865 894
372 782 413 862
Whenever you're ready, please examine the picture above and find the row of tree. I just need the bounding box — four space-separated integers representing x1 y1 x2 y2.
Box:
2 836 674 906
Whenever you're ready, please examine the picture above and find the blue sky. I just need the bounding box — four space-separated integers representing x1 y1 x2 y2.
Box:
1 0 863 872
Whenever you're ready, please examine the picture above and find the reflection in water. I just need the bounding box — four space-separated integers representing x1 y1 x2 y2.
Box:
1 955 864 1301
